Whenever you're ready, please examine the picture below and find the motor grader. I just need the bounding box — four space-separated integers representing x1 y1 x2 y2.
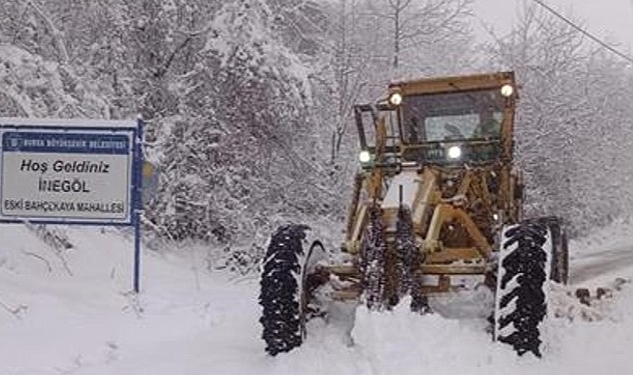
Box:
259 71 568 358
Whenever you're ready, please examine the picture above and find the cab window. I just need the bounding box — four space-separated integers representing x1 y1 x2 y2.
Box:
401 89 504 143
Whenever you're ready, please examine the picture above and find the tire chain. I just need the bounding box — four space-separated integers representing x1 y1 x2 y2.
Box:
360 205 387 311
395 205 430 313
259 224 308 356
395 205 415 297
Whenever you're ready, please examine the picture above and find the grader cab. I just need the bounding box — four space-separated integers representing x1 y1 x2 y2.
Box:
259 71 569 358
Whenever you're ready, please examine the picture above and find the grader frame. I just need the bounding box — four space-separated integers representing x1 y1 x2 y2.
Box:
329 71 522 300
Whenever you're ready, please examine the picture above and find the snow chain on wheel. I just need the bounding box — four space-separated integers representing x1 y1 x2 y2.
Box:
360 204 387 311
259 224 309 356
394 204 428 312
494 219 551 357
395 205 415 298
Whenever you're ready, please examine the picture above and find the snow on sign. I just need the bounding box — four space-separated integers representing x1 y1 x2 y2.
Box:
0 118 140 225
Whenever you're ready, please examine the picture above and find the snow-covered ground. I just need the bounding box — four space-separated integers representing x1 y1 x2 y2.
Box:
1 222 633 375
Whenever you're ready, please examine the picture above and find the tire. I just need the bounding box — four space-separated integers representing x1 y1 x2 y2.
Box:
259 224 328 356
360 205 386 310
259 224 308 356
494 219 550 357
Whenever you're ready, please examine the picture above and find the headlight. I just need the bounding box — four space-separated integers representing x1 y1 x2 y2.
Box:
359 150 371 163
447 146 462 159
388 91 403 106
500 84 514 97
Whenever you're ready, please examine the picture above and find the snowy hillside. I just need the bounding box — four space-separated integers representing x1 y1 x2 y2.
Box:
1 223 633 375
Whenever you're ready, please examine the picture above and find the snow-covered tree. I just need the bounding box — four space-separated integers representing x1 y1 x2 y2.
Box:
146 0 338 250
311 0 475 190
486 2 633 235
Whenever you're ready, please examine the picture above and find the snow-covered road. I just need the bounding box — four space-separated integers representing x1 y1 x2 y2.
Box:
1 223 633 375
572 246 633 284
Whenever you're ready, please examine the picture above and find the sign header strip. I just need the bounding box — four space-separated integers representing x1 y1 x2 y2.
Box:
2 132 130 155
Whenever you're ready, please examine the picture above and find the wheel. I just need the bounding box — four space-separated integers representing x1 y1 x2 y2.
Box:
359 204 386 310
494 219 550 357
258 224 328 356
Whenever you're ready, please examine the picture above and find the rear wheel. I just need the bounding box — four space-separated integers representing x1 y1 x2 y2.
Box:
259 224 328 356
494 219 550 357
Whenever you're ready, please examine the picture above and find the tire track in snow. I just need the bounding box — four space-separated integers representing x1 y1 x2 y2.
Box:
571 246 633 284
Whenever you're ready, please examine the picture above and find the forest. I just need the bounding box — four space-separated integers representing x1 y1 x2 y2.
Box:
1 0 633 272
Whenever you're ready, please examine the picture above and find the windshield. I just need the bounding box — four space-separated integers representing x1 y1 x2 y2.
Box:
401 89 504 143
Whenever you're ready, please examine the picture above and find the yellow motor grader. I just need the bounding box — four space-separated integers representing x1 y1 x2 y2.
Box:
259 71 568 358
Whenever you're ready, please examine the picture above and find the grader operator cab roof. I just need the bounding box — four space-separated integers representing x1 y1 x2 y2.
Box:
387 71 516 96
355 71 517 168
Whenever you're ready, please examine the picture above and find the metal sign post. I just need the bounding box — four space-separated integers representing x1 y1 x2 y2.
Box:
133 118 144 293
0 117 144 292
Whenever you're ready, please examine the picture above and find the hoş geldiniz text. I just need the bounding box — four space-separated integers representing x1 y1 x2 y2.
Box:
20 158 111 194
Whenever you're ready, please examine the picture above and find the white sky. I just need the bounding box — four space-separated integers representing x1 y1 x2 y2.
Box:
473 0 633 54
